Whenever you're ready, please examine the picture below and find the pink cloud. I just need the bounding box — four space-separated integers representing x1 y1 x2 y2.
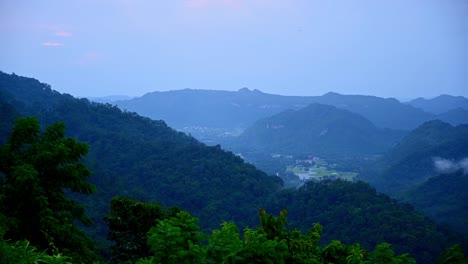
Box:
55 30 72 37
42 42 64 46
39 24 73 37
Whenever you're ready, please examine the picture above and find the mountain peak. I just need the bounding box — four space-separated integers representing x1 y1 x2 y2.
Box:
237 87 263 93
238 87 251 93
322 91 342 97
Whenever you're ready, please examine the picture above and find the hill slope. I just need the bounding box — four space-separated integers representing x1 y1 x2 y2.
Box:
401 169 468 235
359 120 468 195
234 103 405 158
267 179 464 263
0 71 282 236
436 107 468 126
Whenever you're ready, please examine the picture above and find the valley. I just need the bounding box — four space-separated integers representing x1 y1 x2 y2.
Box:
0 71 467 263
2 1 467 262
287 163 358 182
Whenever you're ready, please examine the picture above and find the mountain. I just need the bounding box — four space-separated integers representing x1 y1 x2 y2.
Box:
436 107 468 126
409 94 468 114
1 71 466 263
401 169 468 235
359 120 468 195
116 88 308 130
0 71 282 238
314 92 434 130
233 103 405 158
116 89 436 134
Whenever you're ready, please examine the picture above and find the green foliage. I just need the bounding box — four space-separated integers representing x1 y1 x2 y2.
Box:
371 242 416 264
401 170 468 235
136 208 415 264
233 227 289 264
104 197 180 263
0 117 99 263
0 239 73 264
259 208 288 240
143 211 206 264
206 222 243 264
0 211 73 263
359 120 468 195
267 180 462 263
438 244 468 264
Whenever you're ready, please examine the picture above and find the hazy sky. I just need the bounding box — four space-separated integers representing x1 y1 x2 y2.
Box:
1 0 467 98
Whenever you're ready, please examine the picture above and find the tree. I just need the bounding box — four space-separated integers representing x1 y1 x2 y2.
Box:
0 117 99 262
104 197 180 263
438 244 468 264
206 222 243 264
371 243 416 264
136 208 415 264
141 211 206 264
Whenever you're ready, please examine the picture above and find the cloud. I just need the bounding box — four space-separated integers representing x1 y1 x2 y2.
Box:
42 42 64 46
433 157 468 174
55 30 72 37
39 25 73 37
460 158 468 171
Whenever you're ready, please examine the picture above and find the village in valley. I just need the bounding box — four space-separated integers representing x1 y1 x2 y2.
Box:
284 155 358 182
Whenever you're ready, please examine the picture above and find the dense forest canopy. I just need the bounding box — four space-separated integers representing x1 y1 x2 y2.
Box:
358 120 468 195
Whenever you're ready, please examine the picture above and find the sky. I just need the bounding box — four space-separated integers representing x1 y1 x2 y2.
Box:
1 0 467 99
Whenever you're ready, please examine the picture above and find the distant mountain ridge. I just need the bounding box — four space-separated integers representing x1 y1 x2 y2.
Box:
87 95 134 103
232 103 405 158
116 88 308 130
116 88 466 134
435 108 468 126
409 94 468 114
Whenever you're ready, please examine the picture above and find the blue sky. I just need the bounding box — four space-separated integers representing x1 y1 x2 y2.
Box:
1 0 467 98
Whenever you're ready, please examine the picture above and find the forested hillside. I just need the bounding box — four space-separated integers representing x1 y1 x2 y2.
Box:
356 120 468 236
0 71 282 239
232 103 405 158
359 120 468 195
266 180 466 263
401 169 468 235
1 71 467 263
